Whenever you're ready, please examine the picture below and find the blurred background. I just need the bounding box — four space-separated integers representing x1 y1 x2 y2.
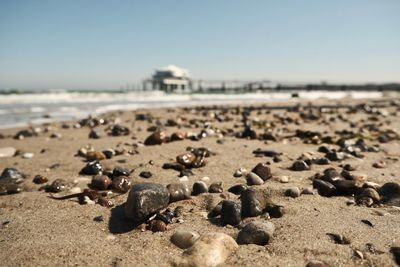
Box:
0 0 399 128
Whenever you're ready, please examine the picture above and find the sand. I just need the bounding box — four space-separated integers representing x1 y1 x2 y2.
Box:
0 98 399 267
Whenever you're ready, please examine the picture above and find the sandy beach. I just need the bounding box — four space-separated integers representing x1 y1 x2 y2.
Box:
0 97 400 267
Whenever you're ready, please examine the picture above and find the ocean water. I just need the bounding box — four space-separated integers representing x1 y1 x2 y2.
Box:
0 90 390 129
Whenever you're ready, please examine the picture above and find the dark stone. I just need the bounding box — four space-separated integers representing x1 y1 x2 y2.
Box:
228 184 248 195
237 221 275 245
221 200 241 226
313 179 336 197
332 180 361 196
251 163 272 181
112 167 130 178
162 162 186 171
111 176 132 193
176 153 196 167
144 131 166 145
379 182 400 201
208 182 223 193
265 204 285 218
47 179 66 193
102 149 115 159
167 183 191 203
208 201 223 218
111 124 130 136
32 175 48 184
88 129 101 139
0 168 25 183
291 160 310 171
80 161 103 175
124 183 170 222
241 188 271 217
390 247 400 265
192 181 208 196
91 175 112 190
252 149 279 157
139 171 152 179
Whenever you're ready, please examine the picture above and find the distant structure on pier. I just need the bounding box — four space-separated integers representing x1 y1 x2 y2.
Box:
143 65 192 92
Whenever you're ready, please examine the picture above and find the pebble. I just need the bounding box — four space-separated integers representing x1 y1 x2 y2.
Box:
102 149 115 159
170 131 186 141
80 161 103 175
200 176 210 182
192 181 208 196
251 163 272 181
139 171 152 179
170 229 200 249
144 131 167 145
241 188 272 217
91 175 112 190
313 179 336 197
209 182 223 193
0 147 16 158
88 129 101 139
112 167 130 177
86 151 106 161
149 219 168 232
111 176 132 193
176 233 238 267
301 187 314 195
245 172 264 185
111 124 130 136
167 183 191 203
47 179 67 193
32 175 48 184
372 161 386 169
237 221 275 245
285 187 300 198
228 184 248 195
0 168 25 183
291 160 310 171
22 152 34 159
124 183 170 222
233 167 247 177
279 176 289 183
332 180 361 196
379 182 400 201
176 152 196 167
390 247 400 265
179 176 189 183
208 201 223 218
82 195 95 205
221 200 241 225
265 204 285 218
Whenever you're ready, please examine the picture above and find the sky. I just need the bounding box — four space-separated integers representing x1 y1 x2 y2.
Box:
0 0 399 90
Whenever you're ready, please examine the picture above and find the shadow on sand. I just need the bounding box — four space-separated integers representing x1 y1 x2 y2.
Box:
108 204 138 234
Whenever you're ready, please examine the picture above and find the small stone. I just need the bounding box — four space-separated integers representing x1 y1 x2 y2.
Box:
192 181 208 196
209 182 223 193
326 233 350 245
228 184 248 195
88 129 101 139
208 201 223 218
301 187 314 195
372 161 386 169
200 176 210 182
124 183 170 222
265 204 285 218
0 147 16 158
390 247 400 265
111 176 132 193
82 195 95 205
167 183 191 203
94 215 104 222
144 131 167 145
179 176 189 183
91 175 112 190
86 151 106 161
0 168 25 183
245 172 264 185
170 131 186 141
285 187 300 198
279 176 289 183
102 149 115 159
333 180 361 196
237 221 275 245
97 198 114 208
111 124 130 136
175 233 238 267
112 167 130 177
241 188 272 217
80 161 103 175
171 230 200 249
379 182 400 201
251 163 272 181
139 171 152 179
176 153 196 167
22 152 34 159
47 179 66 193
233 167 247 177
221 200 241 225
149 219 167 232
50 132 62 139
313 179 336 197
33 175 48 184
291 160 310 171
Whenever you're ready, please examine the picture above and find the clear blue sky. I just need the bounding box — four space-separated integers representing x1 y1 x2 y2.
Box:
0 0 399 89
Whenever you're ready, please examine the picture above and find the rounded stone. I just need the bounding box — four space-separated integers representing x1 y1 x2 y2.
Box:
0 147 16 158
291 160 310 171
379 182 400 200
171 230 200 249
112 176 132 193
80 161 103 175
144 131 167 145
221 200 241 226
47 179 67 193
228 184 248 195
209 182 223 193
237 221 275 245
192 181 208 196
285 187 300 198
167 183 191 203
251 163 272 181
245 172 264 185
176 153 196 167
91 175 112 190
241 188 272 218
124 183 170 222
313 179 336 197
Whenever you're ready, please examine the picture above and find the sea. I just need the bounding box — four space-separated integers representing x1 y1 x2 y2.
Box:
0 90 393 129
